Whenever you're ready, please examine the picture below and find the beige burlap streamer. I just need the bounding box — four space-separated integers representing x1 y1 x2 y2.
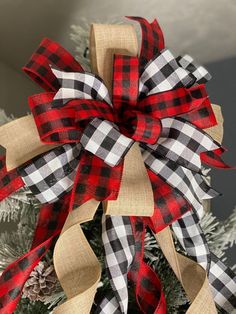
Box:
53 200 101 314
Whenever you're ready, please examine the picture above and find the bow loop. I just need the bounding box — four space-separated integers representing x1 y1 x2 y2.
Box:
112 54 139 112
51 67 112 108
127 17 165 71
23 38 84 92
139 49 195 98
144 117 221 173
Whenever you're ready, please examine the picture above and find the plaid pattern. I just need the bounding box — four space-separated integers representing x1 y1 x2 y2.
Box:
96 293 119 314
80 118 134 167
143 150 220 218
71 150 123 209
172 210 236 312
112 55 139 110
97 215 135 313
177 55 212 84
139 49 195 98
19 144 81 204
201 148 231 169
23 38 84 92
51 67 112 108
209 253 236 312
0 195 69 313
122 111 162 144
129 217 166 313
0 156 24 201
147 169 191 232
112 54 162 144
127 17 165 72
29 93 114 144
172 211 211 270
145 117 220 173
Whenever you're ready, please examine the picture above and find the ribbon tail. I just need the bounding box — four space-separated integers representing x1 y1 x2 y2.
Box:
146 169 191 232
128 217 166 314
201 148 233 169
0 236 55 314
96 215 135 314
126 17 165 71
0 156 24 201
172 210 236 312
172 210 211 271
0 195 69 313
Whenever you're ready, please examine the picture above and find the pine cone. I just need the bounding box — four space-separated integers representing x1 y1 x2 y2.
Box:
23 261 58 302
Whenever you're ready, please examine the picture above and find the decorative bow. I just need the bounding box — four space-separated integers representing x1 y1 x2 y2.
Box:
0 16 235 314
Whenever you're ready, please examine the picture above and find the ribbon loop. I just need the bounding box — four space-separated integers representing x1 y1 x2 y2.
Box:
51 67 112 108
23 38 84 92
139 49 195 98
127 17 165 71
177 55 212 84
112 54 139 112
145 117 221 173
80 118 134 167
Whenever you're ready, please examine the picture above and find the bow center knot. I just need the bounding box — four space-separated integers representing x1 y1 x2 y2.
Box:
112 54 161 144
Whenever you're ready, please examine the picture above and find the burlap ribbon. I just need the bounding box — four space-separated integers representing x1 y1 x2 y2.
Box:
49 23 223 313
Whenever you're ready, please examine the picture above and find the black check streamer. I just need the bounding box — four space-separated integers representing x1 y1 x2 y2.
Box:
18 50 236 313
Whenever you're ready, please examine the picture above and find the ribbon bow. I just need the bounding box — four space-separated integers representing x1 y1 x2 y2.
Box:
0 17 235 314
20 34 222 221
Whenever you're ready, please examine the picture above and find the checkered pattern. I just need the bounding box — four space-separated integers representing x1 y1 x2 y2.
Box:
23 37 84 92
177 55 212 84
71 150 123 209
145 117 220 173
19 143 81 204
96 293 119 314
172 210 236 312
127 17 165 72
143 150 220 218
112 54 162 144
112 54 139 110
0 195 69 314
29 92 114 144
98 215 135 314
139 49 195 98
172 210 211 270
51 67 112 108
209 253 236 312
128 217 166 313
147 169 191 232
80 118 134 167
0 156 24 201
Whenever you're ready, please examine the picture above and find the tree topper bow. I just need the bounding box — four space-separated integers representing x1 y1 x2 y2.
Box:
0 16 235 314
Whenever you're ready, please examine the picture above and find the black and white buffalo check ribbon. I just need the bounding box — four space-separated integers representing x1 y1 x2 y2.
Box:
172 211 236 312
51 67 112 107
19 143 82 203
96 215 135 314
177 55 212 84
139 49 195 98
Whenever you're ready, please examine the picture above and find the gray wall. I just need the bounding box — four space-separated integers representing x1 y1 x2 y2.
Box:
206 58 236 266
